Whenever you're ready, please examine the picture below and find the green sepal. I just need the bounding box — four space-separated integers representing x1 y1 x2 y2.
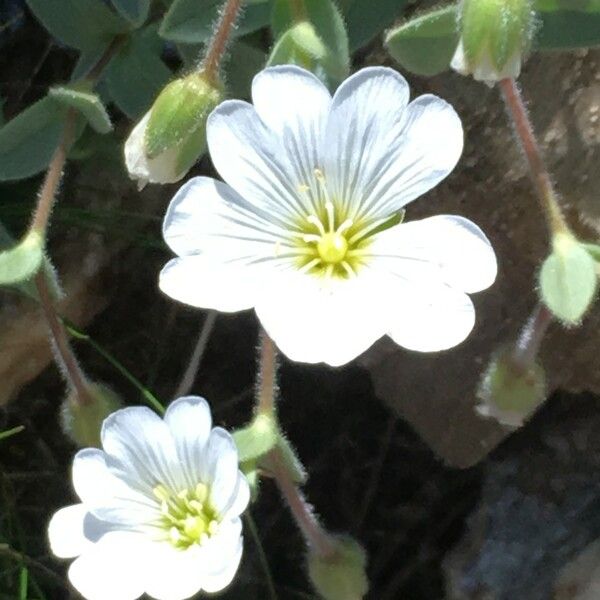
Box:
583 242 600 262
477 346 547 428
539 233 598 325
308 536 369 600
0 230 45 286
239 459 261 501
276 433 307 485
461 0 533 70
233 413 279 463
49 83 113 134
384 6 459 76
271 0 349 87
267 21 328 69
144 74 221 159
61 383 122 448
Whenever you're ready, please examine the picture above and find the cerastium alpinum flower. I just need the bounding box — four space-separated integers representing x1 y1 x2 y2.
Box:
48 397 249 600
160 66 497 366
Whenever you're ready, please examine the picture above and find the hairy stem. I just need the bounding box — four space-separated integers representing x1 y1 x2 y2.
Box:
28 109 77 235
290 0 307 21
269 447 337 559
174 310 217 398
202 0 243 84
35 274 92 405
511 304 553 372
499 78 569 236
256 330 278 416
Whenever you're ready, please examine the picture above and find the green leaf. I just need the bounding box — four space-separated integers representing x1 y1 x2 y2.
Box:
71 43 113 81
0 230 44 285
25 0 129 51
343 0 411 51
272 0 349 87
0 97 68 181
159 0 271 44
226 41 267 98
0 426 25 441
535 0 600 11
233 414 278 463
105 27 172 119
539 234 597 325
49 84 113 134
385 6 459 76
536 10 600 49
111 0 151 26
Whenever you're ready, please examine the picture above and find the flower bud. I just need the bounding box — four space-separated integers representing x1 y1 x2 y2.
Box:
451 0 535 84
308 536 369 600
124 72 223 189
476 346 546 428
61 382 122 448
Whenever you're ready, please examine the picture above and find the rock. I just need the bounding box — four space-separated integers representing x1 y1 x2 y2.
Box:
444 394 600 599
362 48 600 467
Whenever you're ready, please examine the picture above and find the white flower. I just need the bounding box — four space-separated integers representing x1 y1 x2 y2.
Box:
450 39 522 85
160 65 497 367
124 111 183 189
48 397 250 600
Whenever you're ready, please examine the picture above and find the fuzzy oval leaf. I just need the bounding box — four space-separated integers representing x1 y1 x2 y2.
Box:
111 0 151 26
25 0 128 50
385 6 459 76
0 97 68 181
49 85 112 134
159 0 271 43
539 240 597 325
0 230 44 286
272 0 349 87
343 0 411 51
106 28 172 119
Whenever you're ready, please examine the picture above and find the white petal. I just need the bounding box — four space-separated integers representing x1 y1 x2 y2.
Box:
387 281 476 352
101 407 185 495
162 176 290 259
124 112 181 188
204 428 241 515
255 273 389 366
323 67 463 220
252 66 330 197
369 215 497 293
48 504 92 559
222 472 251 519
252 65 331 137
142 543 206 600
68 531 147 600
72 448 159 526
164 396 212 489
202 535 243 593
207 100 313 222
159 255 270 313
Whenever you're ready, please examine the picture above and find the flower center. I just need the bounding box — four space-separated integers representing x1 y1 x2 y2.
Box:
317 232 348 264
153 483 220 550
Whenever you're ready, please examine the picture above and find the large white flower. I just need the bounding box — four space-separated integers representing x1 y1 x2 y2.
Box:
160 66 497 366
48 397 250 600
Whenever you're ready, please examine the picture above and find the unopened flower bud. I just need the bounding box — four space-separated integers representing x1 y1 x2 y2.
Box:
124 72 223 189
308 536 369 600
451 0 535 85
61 382 122 448
477 346 546 428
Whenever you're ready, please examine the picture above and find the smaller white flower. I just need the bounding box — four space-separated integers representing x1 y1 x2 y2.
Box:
48 397 249 600
450 39 522 86
125 111 183 189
